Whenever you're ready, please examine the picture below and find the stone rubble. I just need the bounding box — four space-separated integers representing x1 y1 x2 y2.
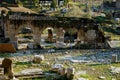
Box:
20 68 43 75
52 63 63 72
66 67 75 79
77 78 89 80
48 49 55 53
59 67 66 75
76 71 87 75
70 59 92 63
98 76 106 79
0 76 7 80
33 55 44 63
110 66 120 74
111 54 118 63
1 49 119 64
0 49 120 79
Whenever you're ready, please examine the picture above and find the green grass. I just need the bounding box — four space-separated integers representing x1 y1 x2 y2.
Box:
14 62 120 79
1 50 119 80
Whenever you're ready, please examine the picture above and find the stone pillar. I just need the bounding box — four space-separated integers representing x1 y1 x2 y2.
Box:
5 19 10 39
56 28 65 42
85 30 96 43
77 29 85 43
116 0 120 9
33 55 44 63
66 67 75 80
60 68 66 76
33 27 41 45
1 58 14 79
8 25 18 49
111 54 118 63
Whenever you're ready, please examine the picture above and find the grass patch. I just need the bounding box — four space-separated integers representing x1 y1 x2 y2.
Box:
15 61 32 65
1 50 120 79
80 74 89 78
88 63 103 66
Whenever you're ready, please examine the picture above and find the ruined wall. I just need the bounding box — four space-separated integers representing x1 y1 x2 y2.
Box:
6 20 44 48
85 30 97 43
116 0 120 9
55 28 65 42
6 19 18 48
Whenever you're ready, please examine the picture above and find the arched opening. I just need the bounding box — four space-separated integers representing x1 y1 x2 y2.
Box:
17 27 33 49
40 27 77 48
41 27 56 48
64 28 78 43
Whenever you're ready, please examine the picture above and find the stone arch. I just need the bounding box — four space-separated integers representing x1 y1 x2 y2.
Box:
16 22 34 33
64 27 77 43
16 22 43 45
7 21 34 40
41 26 56 43
40 26 67 48
7 21 43 49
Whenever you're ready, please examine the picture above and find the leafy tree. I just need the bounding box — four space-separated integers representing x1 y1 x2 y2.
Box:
51 0 57 8
64 6 84 17
32 0 39 6
64 0 71 6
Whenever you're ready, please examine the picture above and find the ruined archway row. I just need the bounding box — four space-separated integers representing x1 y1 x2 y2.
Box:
3 13 104 49
6 21 102 49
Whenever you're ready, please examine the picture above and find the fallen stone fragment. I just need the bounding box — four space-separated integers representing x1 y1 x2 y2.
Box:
0 75 6 80
98 76 106 79
33 55 44 63
67 67 75 79
52 64 63 72
76 71 86 75
65 51 69 54
111 54 118 63
70 59 92 63
59 67 66 75
48 49 55 53
78 78 89 80
1 58 14 79
20 68 43 75
110 66 120 74
13 77 19 80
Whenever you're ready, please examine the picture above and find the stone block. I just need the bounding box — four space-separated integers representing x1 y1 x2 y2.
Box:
111 54 117 63
33 55 44 63
52 64 63 72
66 67 75 79
1 58 14 79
